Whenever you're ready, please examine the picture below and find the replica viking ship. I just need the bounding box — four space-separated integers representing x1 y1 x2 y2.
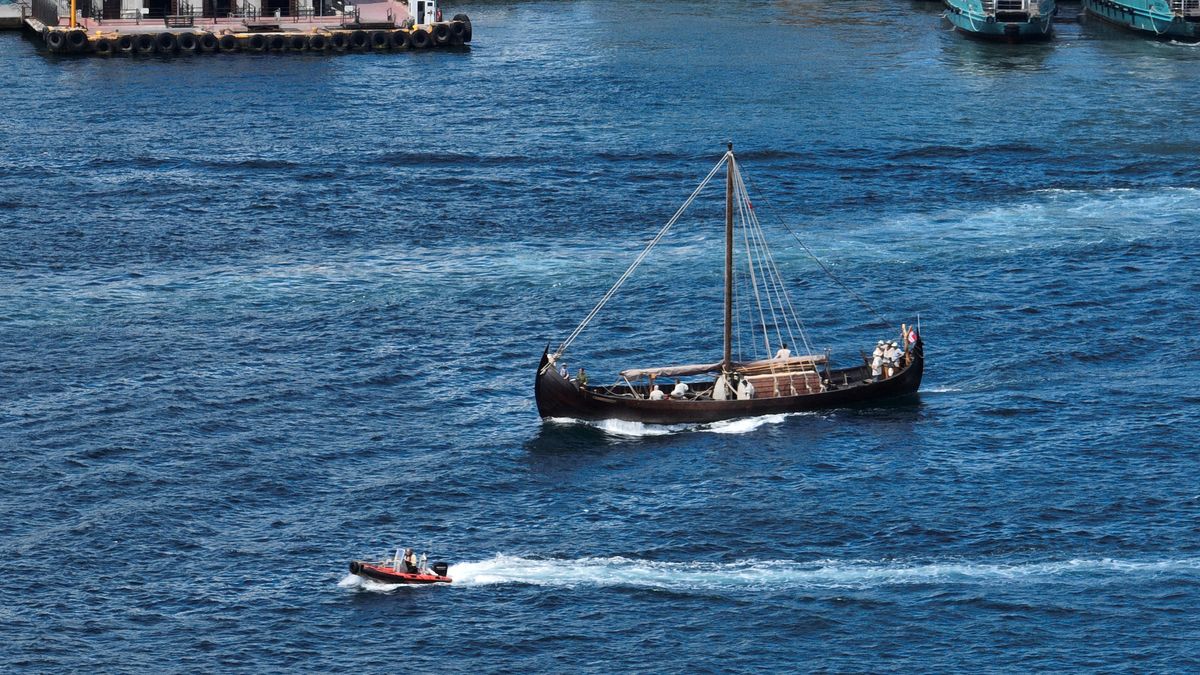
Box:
535 144 924 425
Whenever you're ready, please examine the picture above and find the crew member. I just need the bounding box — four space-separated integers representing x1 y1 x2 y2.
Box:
403 548 419 574
774 343 791 359
649 385 664 400
713 372 729 400
871 340 885 381
671 379 689 398
736 376 755 400
885 341 900 378
577 368 588 387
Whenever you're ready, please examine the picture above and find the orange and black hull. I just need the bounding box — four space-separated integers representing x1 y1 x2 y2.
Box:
349 560 452 584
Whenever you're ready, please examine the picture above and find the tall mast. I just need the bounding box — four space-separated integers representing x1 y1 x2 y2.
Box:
723 142 734 373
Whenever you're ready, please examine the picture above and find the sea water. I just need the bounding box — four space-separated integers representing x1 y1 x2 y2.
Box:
2 1 1199 670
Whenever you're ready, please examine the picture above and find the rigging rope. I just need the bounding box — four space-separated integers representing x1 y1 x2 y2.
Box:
553 153 728 358
739 170 892 329
734 166 812 358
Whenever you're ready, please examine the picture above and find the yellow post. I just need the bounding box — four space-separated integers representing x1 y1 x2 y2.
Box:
70 0 77 28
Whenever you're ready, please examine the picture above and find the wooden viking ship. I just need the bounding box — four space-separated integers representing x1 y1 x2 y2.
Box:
535 144 923 425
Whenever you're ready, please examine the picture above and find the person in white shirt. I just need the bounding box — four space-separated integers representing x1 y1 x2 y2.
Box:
713 373 729 400
736 377 755 400
884 341 900 378
649 385 664 400
774 343 791 359
871 340 885 381
671 380 689 398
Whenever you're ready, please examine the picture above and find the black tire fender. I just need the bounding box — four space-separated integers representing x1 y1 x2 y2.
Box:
67 29 89 52
45 30 65 52
451 13 471 42
177 32 197 52
135 33 155 54
156 31 177 53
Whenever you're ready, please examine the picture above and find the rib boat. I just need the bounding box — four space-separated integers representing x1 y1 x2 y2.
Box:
944 0 1056 41
349 551 452 585
1082 0 1200 40
534 145 924 426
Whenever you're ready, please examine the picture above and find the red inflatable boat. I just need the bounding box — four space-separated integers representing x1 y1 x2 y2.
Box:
349 558 452 585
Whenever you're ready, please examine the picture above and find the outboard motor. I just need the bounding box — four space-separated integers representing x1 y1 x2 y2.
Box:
432 561 449 577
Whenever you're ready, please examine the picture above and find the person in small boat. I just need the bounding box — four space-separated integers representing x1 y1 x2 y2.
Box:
649 385 664 400
774 343 791 359
576 368 588 387
403 548 419 574
671 379 689 398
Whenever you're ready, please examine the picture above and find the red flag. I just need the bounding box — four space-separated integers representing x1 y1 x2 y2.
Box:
907 329 918 344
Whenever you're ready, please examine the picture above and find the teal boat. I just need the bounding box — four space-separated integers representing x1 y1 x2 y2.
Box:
944 0 1056 41
1082 0 1200 40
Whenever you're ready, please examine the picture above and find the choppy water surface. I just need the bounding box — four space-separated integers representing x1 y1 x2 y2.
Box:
3 1 1200 670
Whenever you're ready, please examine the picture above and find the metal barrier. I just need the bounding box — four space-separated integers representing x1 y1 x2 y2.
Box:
30 0 58 24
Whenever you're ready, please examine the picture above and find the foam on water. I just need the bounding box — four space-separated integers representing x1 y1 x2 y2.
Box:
546 412 808 438
441 555 1200 592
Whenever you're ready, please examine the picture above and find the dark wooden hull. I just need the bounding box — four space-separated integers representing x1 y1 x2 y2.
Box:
535 340 924 425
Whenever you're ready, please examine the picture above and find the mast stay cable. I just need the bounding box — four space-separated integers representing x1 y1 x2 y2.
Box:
554 154 728 358
739 169 892 329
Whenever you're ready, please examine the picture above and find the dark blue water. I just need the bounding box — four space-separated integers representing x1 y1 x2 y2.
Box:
3 1 1200 670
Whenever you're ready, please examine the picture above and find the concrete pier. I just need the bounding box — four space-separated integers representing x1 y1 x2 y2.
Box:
13 0 471 54
0 3 26 29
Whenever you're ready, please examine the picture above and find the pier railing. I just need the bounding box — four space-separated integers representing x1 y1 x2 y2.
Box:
165 0 194 26
1171 0 1200 16
995 0 1030 12
982 0 1038 13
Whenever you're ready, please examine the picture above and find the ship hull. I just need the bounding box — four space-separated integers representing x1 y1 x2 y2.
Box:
944 0 1056 41
535 340 924 425
1082 0 1200 40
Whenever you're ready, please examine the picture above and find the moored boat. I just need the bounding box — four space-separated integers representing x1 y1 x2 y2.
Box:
944 0 1056 41
1082 0 1200 40
534 145 925 426
349 549 452 584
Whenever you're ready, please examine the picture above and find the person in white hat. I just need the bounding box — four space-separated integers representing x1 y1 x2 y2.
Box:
871 341 885 381
884 341 900 378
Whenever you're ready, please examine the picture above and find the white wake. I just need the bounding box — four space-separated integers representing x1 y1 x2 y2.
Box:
546 412 809 438
432 554 1200 591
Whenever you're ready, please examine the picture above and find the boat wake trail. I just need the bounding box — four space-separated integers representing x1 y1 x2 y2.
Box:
547 413 808 438
444 555 1200 592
